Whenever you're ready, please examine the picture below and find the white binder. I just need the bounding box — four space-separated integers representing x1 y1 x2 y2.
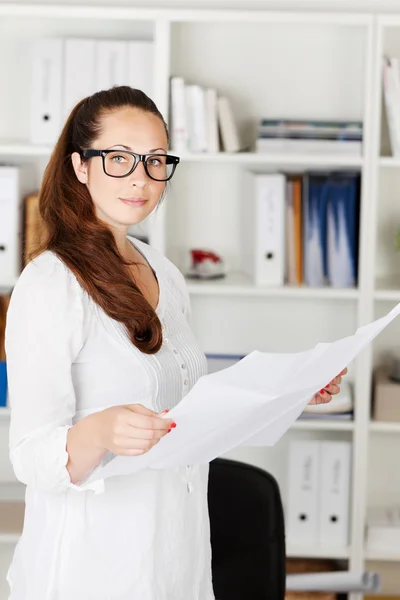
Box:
0 167 23 290
185 85 207 153
128 41 154 98
95 40 128 91
63 38 96 119
170 76 188 153
242 172 286 286
318 441 352 548
286 440 320 547
30 38 63 145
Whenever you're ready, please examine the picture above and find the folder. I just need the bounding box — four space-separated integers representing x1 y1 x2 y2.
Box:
95 40 129 91
30 38 63 145
303 173 329 287
327 173 360 288
185 84 208 153
293 175 303 284
217 96 240 152
0 167 23 290
63 38 97 119
127 41 154 98
285 177 295 284
285 175 302 285
286 440 320 547
242 172 286 286
205 88 219 153
318 441 352 548
170 76 188 152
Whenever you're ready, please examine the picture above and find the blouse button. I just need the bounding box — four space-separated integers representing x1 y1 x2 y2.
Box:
184 379 189 386
181 364 186 369
164 338 169 344
187 482 194 494
173 349 179 355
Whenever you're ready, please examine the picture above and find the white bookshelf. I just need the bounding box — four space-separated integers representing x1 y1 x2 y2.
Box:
2 2 400 598
186 273 360 299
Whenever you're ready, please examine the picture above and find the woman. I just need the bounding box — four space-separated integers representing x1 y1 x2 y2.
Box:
5 86 345 600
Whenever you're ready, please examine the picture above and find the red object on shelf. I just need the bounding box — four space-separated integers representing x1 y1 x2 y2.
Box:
186 248 226 280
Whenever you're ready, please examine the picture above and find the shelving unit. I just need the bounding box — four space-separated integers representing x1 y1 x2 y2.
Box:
186 274 360 299
2 2 400 598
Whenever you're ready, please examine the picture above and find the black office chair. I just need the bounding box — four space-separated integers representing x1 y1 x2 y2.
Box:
208 457 379 600
208 457 286 600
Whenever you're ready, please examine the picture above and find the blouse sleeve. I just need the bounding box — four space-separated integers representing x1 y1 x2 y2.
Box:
5 254 103 494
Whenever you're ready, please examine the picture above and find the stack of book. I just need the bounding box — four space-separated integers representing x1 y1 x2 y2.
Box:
255 119 363 156
169 76 241 154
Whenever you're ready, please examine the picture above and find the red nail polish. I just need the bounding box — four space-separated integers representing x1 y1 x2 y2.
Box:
168 428 172 433
170 422 177 428
319 389 325 394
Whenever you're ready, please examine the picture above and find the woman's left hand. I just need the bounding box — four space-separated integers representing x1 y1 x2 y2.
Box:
308 367 348 405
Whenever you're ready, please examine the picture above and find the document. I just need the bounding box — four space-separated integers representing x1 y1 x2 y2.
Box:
87 302 400 484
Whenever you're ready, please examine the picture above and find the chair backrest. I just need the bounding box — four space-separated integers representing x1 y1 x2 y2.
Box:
208 457 286 600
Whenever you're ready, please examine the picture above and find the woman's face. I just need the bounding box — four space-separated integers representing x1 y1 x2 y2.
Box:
72 106 168 231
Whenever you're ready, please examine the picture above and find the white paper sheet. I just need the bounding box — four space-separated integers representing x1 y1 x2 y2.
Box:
87 302 400 484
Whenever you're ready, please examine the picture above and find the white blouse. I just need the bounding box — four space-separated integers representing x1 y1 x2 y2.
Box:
5 237 214 600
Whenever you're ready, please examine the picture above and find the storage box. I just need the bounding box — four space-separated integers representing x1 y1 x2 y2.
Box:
373 366 400 422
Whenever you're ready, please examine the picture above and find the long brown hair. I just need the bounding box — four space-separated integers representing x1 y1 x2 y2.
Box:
33 86 169 354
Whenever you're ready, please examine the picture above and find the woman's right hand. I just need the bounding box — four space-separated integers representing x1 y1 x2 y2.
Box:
92 404 175 457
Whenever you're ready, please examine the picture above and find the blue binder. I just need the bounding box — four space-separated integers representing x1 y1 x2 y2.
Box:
303 173 330 287
326 173 360 287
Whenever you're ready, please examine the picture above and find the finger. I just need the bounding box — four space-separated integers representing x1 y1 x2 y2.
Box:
323 383 340 395
340 367 348 376
330 375 342 386
316 390 332 404
127 427 171 441
126 404 159 417
127 412 175 432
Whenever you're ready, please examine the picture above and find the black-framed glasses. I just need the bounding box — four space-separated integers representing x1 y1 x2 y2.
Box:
81 149 180 182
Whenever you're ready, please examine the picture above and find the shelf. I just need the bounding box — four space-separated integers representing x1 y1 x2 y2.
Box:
286 545 349 559
370 421 400 433
0 502 24 545
177 151 363 169
186 273 359 300
365 549 400 562
379 157 400 168
0 141 53 157
0 144 364 168
292 419 354 431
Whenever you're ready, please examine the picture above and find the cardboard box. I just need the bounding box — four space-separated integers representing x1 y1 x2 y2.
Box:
373 367 400 422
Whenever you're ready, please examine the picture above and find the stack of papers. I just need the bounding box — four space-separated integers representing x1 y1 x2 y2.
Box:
86 302 400 484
